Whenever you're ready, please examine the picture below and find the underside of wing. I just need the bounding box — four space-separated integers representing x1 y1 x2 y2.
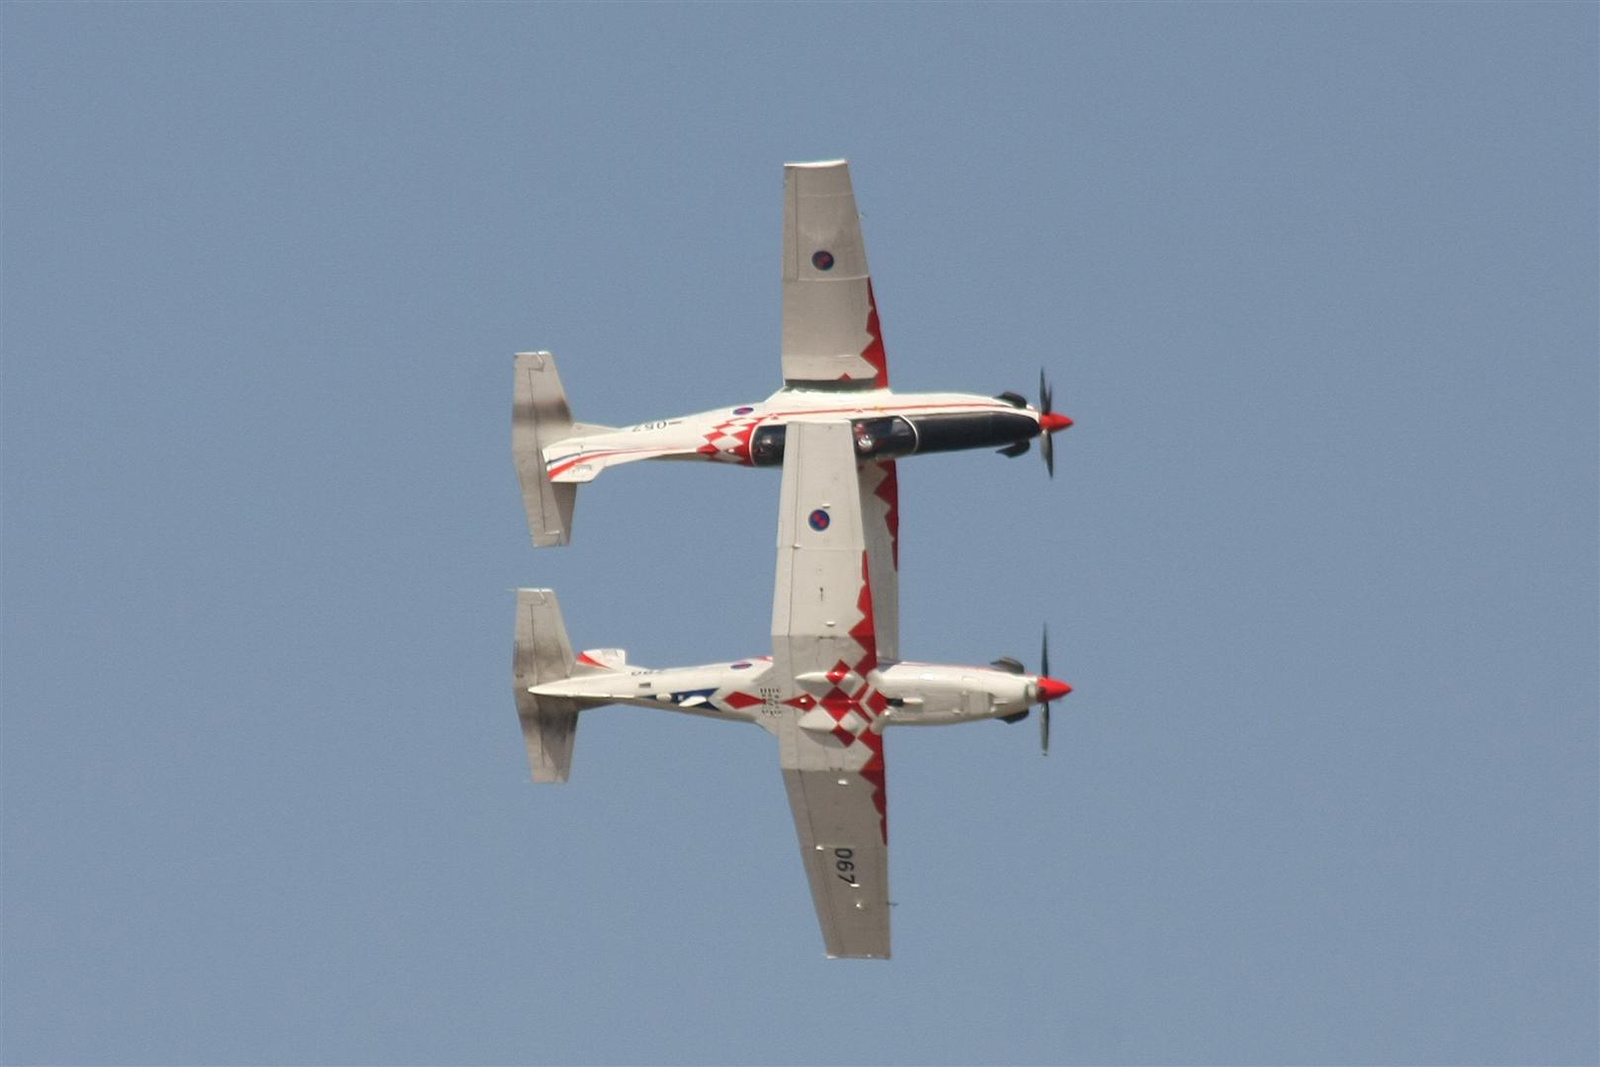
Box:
781 161 889 390
771 421 892 958
771 421 878 682
781 755 891 959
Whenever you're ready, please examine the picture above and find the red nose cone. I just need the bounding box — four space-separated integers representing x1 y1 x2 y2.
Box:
1037 676 1072 702
1039 412 1074 433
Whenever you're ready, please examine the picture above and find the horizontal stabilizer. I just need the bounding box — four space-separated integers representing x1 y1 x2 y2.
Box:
513 588 587 783
513 353 615 547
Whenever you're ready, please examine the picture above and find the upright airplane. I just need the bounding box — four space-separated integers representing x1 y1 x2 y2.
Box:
514 159 1072 547
513 421 1072 959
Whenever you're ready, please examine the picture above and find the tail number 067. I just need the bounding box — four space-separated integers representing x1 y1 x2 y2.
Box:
834 847 860 886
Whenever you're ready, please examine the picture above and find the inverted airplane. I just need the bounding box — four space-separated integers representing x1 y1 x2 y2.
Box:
514 159 1072 547
514 421 1072 959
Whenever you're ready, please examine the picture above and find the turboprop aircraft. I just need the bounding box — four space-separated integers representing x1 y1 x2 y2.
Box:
513 159 1073 547
513 421 1072 959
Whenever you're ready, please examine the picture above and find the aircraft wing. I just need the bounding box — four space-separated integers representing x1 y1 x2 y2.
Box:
779 757 891 960
771 421 892 959
780 161 889 390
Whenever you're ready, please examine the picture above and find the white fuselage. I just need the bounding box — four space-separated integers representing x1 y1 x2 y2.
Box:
543 387 1045 484
532 658 779 724
529 655 1047 732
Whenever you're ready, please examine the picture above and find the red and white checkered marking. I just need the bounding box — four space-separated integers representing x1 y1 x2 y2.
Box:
695 414 763 465
802 552 889 841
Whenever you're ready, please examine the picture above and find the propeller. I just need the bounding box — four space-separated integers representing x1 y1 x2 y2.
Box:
1036 625 1072 755
994 374 1072 472
993 627 1072 752
1039 626 1053 753
1036 369 1075 479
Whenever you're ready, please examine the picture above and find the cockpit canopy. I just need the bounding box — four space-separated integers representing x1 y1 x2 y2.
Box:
751 416 918 467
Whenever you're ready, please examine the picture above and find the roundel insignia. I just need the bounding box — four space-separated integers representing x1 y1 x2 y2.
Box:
733 406 754 415
731 661 752 670
811 250 835 271
808 508 831 531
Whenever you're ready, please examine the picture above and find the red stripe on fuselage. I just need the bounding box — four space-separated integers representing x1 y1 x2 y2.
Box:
545 446 668 479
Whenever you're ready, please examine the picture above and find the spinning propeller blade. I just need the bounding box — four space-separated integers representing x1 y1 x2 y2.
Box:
1035 369 1074 478
1041 626 1051 754
994 627 1071 749
1032 625 1073 755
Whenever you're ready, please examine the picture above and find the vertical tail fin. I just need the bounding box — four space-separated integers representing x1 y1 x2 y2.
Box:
513 588 583 783
513 352 580 548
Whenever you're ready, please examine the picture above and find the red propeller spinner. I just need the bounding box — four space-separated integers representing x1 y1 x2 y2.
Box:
1035 676 1073 702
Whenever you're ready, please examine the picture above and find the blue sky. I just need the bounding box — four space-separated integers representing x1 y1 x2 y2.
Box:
3 4 1594 1065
